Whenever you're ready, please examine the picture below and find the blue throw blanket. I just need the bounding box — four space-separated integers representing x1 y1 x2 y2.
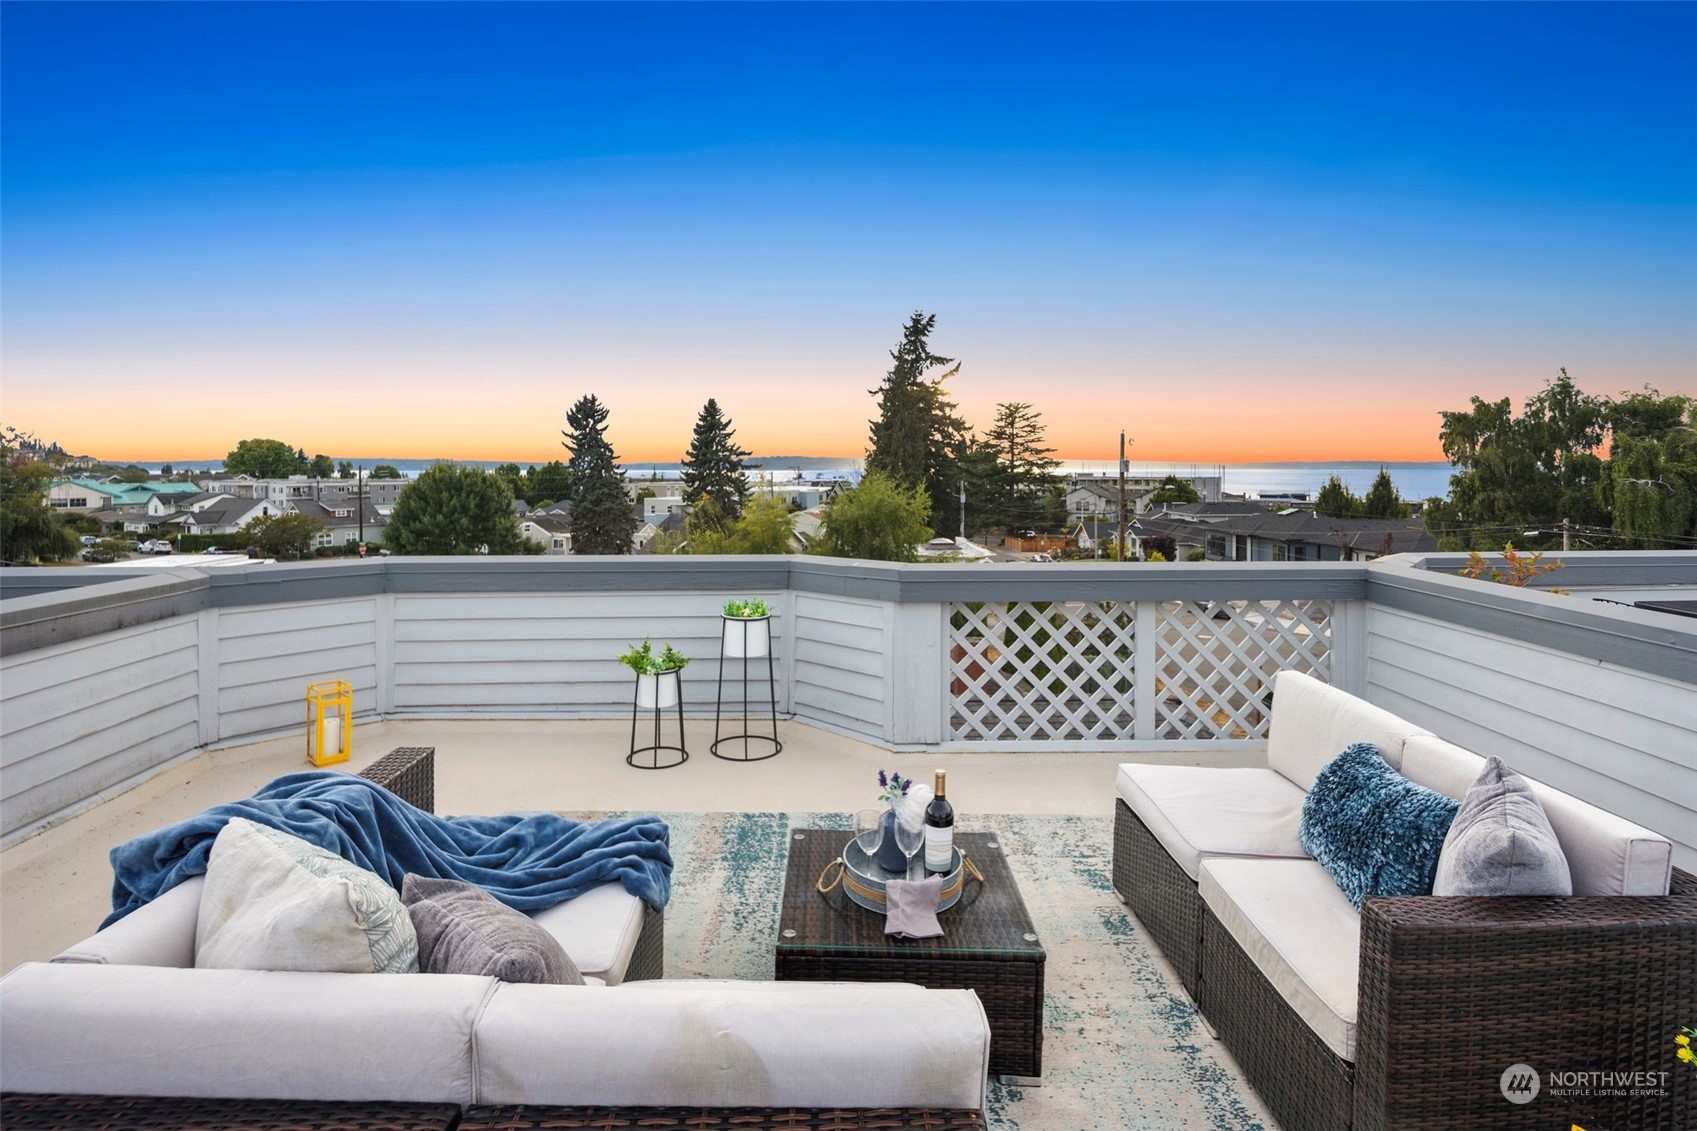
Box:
104 771 672 928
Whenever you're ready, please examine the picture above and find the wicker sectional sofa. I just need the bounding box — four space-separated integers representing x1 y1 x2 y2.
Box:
1112 670 1696 1131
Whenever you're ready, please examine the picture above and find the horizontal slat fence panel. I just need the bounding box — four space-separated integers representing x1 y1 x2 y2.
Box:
791 594 885 738
215 599 379 739
1366 605 1697 870
0 618 200 836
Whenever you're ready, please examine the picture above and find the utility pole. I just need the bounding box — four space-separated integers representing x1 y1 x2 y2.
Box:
1561 518 1570 552
1117 431 1128 562
358 464 365 547
959 480 966 542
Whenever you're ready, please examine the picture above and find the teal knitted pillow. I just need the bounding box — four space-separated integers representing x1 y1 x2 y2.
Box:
1299 742 1461 909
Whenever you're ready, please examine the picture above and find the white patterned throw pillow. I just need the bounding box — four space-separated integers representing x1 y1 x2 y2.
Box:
195 817 419 973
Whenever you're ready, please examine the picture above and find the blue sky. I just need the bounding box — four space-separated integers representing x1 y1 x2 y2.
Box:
4 2 1693 462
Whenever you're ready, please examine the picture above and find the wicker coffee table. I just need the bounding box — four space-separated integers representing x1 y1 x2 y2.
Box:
774 828 1046 1082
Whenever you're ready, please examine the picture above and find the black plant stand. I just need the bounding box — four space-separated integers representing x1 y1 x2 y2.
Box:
627 671 688 770
711 617 782 761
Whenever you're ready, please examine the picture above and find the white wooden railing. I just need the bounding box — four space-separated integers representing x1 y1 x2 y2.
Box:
3 554 1693 868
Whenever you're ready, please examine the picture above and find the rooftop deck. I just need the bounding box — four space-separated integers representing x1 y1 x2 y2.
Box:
2 551 1693 1128
1 717 1184 971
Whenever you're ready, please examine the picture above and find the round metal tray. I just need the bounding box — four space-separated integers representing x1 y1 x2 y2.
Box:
838 836 967 915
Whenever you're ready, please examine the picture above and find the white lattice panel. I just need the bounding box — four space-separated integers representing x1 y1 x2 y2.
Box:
1153 599 1331 740
948 601 1136 741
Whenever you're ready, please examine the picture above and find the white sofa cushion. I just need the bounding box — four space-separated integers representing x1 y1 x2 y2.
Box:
195 818 419 974
1266 670 1431 790
472 979 990 1109
1199 857 1361 1063
528 881 646 984
1116 764 1309 880
1402 735 1672 896
53 876 204 968
0 962 493 1103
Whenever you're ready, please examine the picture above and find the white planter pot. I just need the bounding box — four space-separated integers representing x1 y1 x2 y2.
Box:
723 615 771 658
635 669 681 709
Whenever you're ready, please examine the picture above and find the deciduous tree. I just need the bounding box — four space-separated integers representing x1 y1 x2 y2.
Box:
1603 388 1695 548
1149 475 1200 506
812 471 931 562
687 493 794 554
563 395 637 555
241 512 324 560
1426 369 1608 549
223 439 304 479
680 398 752 519
370 464 404 480
522 461 571 507
309 454 334 479
0 448 78 563
384 463 526 554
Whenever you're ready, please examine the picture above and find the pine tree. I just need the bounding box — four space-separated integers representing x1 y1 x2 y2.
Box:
866 311 965 523
680 398 752 519
1362 468 1404 518
1314 475 1363 519
562 394 637 555
986 402 1060 532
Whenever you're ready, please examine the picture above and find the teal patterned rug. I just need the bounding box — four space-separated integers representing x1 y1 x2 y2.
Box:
583 810 1277 1131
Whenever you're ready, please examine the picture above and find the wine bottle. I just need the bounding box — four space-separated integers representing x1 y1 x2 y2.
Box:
924 769 954 873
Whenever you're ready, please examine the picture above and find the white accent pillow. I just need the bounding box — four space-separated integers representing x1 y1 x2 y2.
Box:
195 817 419 973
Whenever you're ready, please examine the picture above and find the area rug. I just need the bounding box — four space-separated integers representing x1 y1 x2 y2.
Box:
574 810 1277 1131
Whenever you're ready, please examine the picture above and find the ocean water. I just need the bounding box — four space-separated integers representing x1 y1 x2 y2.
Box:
134 458 1454 502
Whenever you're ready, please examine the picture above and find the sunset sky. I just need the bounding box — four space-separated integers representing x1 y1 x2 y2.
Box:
3 2 1693 465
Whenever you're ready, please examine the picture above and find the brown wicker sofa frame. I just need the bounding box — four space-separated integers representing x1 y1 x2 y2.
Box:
1113 797 1697 1131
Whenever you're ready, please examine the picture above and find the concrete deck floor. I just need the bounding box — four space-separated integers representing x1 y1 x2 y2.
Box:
1 718 1261 973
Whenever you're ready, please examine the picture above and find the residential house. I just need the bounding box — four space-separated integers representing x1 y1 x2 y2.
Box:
288 499 387 549
519 512 573 556
1181 511 1438 562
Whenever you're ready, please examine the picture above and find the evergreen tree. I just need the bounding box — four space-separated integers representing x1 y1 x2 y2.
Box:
336 460 354 479
384 463 526 554
680 398 752 518
562 394 637 555
1362 468 1404 518
523 461 572 507
1314 475 1363 519
986 402 1061 532
866 311 966 523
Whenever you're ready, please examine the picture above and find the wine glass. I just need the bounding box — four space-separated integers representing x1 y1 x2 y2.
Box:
853 809 884 861
893 812 924 880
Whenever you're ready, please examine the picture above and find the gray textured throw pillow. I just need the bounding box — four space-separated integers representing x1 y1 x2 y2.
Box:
1433 756 1573 897
402 874 584 985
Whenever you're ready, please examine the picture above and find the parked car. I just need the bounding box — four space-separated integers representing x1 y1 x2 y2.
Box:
79 535 99 547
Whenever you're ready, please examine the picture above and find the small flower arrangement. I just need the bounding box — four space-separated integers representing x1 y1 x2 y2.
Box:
1678 1025 1695 1068
877 769 913 804
617 639 690 675
723 597 770 618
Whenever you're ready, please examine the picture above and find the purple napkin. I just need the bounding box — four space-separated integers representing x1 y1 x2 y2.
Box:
884 875 944 938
